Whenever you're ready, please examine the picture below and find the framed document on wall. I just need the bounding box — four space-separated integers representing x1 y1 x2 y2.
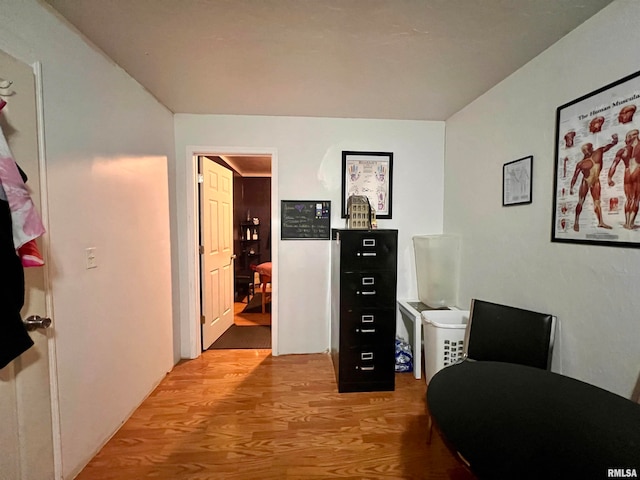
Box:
503 156 532 206
341 151 393 219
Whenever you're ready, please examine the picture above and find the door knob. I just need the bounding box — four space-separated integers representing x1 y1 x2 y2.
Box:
23 315 52 331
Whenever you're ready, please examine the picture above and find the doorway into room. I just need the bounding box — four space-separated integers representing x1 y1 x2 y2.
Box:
198 153 273 351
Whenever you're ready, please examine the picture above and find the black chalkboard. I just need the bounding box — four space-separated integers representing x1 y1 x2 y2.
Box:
281 200 331 240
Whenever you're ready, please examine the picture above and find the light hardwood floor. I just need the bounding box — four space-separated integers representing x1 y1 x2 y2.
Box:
76 349 475 479
233 301 271 327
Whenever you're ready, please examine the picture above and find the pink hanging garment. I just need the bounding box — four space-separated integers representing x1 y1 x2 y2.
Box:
0 121 46 266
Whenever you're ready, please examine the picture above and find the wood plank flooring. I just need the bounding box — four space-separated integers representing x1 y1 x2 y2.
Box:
233 301 271 327
76 349 476 480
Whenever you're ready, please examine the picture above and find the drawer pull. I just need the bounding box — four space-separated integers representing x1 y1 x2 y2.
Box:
361 290 376 296
361 315 374 323
361 328 376 333
362 252 377 257
360 366 375 371
362 277 375 285
361 352 374 360
362 239 376 247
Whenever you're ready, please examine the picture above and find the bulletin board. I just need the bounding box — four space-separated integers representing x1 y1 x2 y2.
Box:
281 200 331 240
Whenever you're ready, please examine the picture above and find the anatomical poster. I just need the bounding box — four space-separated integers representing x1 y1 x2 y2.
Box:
553 69 640 248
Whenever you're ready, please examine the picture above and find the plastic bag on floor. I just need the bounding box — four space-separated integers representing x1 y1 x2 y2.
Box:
395 336 413 372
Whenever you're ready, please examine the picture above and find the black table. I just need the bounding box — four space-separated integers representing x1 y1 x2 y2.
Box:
427 361 640 479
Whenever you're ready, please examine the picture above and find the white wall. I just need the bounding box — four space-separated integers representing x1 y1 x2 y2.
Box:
0 1 176 478
444 0 640 398
174 115 445 354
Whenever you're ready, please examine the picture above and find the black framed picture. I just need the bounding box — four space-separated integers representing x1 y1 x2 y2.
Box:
341 151 393 219
503 156 533 206
552 69 640 247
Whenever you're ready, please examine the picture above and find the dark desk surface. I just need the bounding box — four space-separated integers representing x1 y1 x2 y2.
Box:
427 361 640 479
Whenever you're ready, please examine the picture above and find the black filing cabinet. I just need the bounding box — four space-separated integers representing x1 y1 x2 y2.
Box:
331 229 398 392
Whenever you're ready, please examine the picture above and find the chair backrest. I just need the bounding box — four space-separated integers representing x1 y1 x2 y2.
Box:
463 299 556 370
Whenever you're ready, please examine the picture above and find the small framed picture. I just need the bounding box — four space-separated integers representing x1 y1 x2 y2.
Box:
503 156 533 206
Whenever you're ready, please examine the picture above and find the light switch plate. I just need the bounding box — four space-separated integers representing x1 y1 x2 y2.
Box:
86 247 97 269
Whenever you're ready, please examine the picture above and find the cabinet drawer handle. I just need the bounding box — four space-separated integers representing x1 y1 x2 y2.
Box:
361 329 376 333
362 239 376 247
360 290 376 296
362 277 375 285
361 352 374 360
360 366 375 371
361 315 374 323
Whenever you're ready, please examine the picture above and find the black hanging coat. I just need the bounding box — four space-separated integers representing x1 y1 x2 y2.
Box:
0 197 33 369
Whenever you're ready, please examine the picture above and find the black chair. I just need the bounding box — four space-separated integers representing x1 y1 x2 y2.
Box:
427 298 556 443
462 298 556 370
234 272 254 303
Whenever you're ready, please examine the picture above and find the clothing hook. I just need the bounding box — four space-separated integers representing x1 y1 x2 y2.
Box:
0 78 15 97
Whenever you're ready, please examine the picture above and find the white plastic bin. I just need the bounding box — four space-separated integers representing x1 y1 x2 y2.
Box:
421 310 470 384
413 234 461 308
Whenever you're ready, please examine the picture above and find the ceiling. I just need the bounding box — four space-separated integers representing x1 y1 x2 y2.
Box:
214 154 272 177
41 0 614 175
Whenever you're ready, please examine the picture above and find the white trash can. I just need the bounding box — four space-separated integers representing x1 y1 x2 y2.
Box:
421 310 470 384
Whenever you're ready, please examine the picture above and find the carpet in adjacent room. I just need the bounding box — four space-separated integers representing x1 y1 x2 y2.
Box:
208 325 271 349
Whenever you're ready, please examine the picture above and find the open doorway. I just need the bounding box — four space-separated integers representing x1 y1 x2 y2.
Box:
199 153 273 350
183 146 278 358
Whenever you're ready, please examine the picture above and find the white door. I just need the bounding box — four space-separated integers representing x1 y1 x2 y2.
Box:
199 157 234 349
0 51 56 479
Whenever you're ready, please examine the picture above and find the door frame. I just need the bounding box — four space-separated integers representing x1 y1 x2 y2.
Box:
182 146 278 357
34 61 63 479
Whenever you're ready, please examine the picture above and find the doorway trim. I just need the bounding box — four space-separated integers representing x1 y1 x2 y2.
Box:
182 146 279 357
34 60 63 479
